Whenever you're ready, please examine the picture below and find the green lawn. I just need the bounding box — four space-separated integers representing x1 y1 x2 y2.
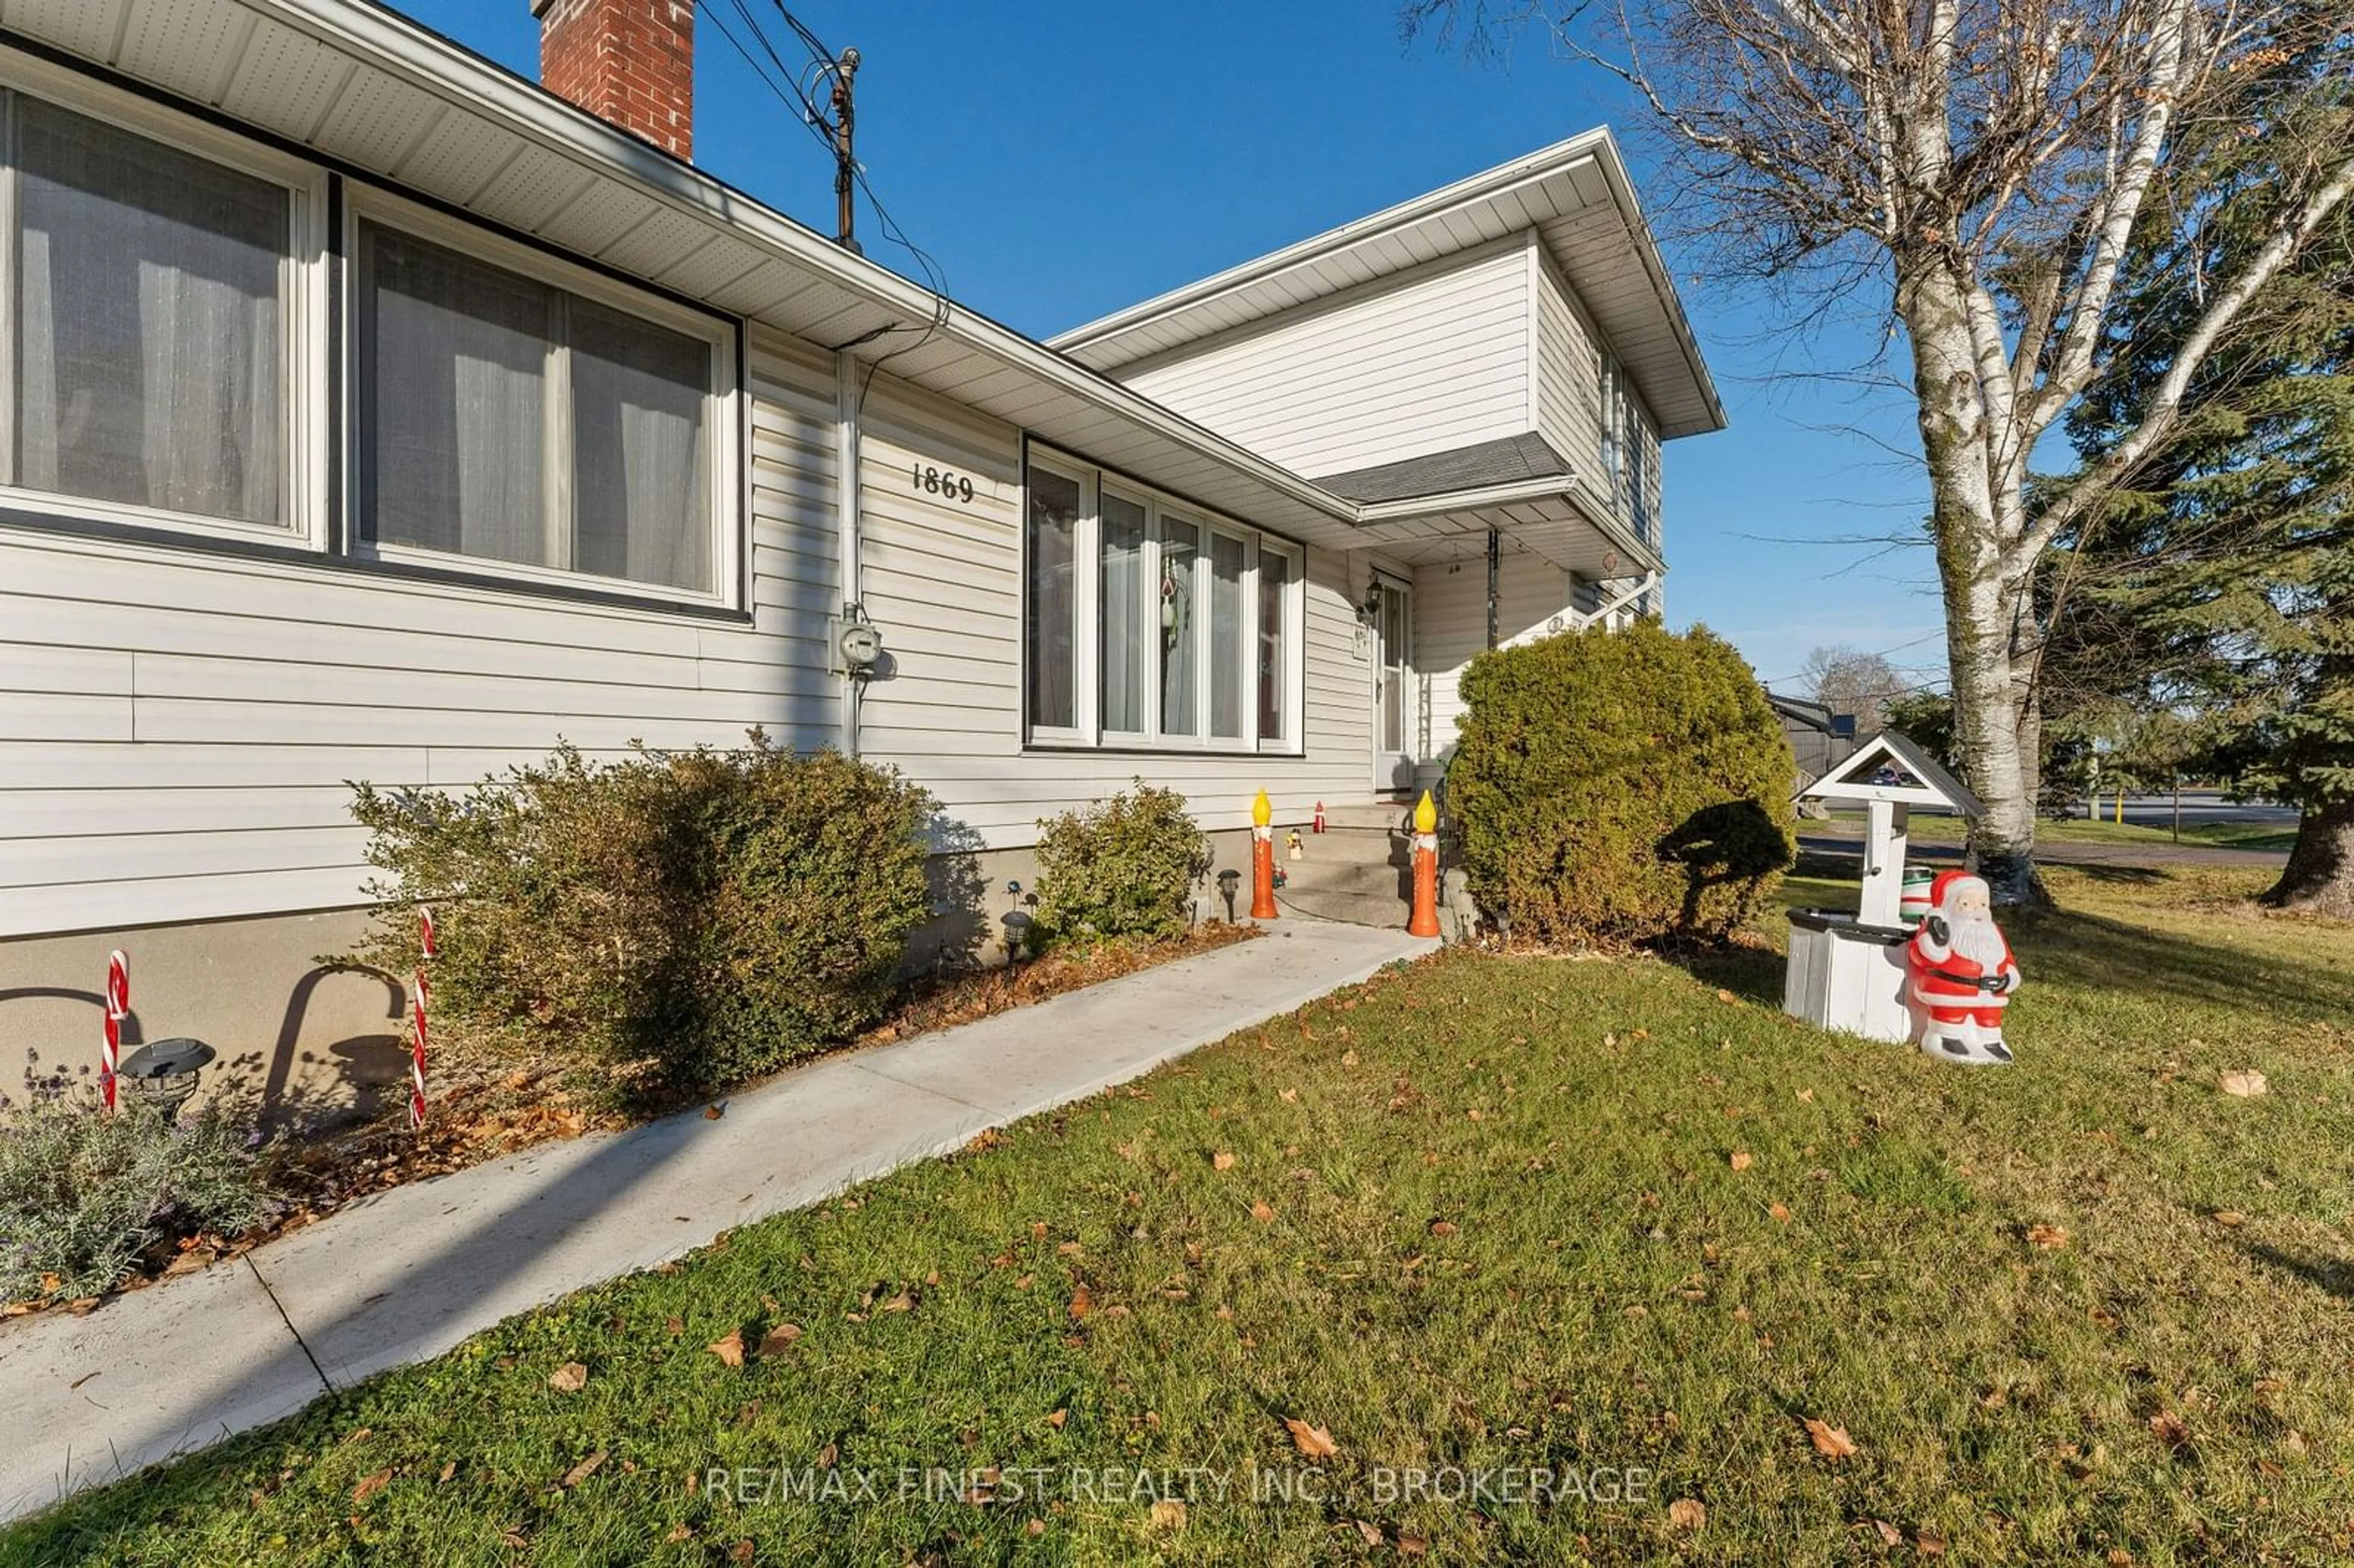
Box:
2040 815 2301 854
9 867 2353 1565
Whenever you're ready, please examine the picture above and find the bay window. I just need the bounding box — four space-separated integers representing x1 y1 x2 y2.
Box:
0 77 324 541
1024 449 1302 752
354 197 734 599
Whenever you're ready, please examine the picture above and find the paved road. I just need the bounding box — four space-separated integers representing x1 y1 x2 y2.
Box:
1798 832 2283 870
2057 790 2299 833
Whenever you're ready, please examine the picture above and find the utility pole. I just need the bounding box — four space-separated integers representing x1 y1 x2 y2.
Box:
831 47 861 254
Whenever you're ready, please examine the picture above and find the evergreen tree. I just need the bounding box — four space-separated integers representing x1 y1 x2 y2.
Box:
2059 12 2354 911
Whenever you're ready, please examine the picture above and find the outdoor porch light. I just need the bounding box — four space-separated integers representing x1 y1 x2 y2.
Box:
1357 575 1384 624
113 1037 217 1123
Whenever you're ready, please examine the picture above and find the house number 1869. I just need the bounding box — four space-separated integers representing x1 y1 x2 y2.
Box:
912 463 977 504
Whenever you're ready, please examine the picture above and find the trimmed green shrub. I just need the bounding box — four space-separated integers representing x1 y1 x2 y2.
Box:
349 732 937 1106
0 1096 269 1303
1030 782 1212 950
1450 621 1796 943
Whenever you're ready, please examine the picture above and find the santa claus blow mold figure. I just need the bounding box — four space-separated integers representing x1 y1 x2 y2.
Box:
1907 870 2021 1065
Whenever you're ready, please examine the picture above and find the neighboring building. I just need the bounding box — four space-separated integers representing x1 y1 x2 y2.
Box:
0 0 1722 1102
1771 694 1861 792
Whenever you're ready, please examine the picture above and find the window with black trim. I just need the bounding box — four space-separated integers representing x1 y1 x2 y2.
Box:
1024 450 1302 752
352 197 737 601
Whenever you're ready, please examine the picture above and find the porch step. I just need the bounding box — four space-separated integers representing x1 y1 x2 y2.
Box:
1275 886 1414 929
1281 858 1409 899
1306 800 1417 832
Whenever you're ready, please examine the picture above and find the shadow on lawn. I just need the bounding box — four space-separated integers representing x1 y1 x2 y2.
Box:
2017 905 2354 1017
1676 885 2354 1021
2234 1239 2354 1305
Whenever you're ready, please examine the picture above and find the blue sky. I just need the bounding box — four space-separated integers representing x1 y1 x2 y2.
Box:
394 0 1948 696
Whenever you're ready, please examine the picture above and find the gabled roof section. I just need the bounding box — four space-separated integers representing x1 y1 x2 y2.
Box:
1799 731 1984 815
1051 131 1726 440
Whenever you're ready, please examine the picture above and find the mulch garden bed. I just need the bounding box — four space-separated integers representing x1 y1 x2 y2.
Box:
3 922 1260 1319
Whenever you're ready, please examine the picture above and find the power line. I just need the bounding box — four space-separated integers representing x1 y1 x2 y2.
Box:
713 2 954 398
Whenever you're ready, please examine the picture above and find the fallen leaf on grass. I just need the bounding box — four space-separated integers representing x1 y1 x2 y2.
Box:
437 1461 456 1483
1870 1519 1903 1546
758 1323 802 1355
881 1292 914 1314
562 1450 606 1488
2213 1211 2247 1228
1284 1418 1340 1459
1341 1049 1359 1067
1352 1518 1382 1545
2149 1410 2189 1449
351 1468 393 1504
1213 1151 1236 1171
1251 1200 1276 1225
1398 1535 1428 1555
663 1524 693 1543
1281 1088 1298 1103
1769 1201 1791 1223
2219 1070 2269 1098
1667 1498 1707 1531
708 1331 745 1368
2027 1223 2070 1250
1428 1219 1458 1237
1068 1287 1093 1319
1918 1533 1948 1555
1797 1088 1815 1103
1046 1409 1067 1429
1716 989 1737 1004
1729 1151 1754 1172
1803 1418 1857 1460
1149 1498 1188 1532
547 1361 588 1393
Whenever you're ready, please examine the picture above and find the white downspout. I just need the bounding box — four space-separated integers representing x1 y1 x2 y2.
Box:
835 349 863 756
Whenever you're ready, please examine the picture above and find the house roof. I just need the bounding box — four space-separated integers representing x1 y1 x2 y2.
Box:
1316 433 1572 506
7 0 1674 569
1049 132 1727 441
8 0 1387 550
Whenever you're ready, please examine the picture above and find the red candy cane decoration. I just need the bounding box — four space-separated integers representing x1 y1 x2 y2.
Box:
409 908 437 1133
102 950 129 1113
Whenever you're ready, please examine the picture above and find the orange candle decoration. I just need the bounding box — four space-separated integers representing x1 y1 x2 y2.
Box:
1250 788 1278 920
1407 790 1441 938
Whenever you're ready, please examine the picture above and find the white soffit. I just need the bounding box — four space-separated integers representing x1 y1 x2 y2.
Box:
0 0 1379 550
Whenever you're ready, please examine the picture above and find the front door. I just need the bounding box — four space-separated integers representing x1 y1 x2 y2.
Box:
1372 577 1415 793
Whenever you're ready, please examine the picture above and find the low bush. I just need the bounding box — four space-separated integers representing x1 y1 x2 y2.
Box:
349 733 937 1107
1450 620 1795 944
1030 782 1212 950
0 1096 269 1303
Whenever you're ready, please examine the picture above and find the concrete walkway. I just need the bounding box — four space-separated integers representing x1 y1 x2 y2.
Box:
0 919 1435 1524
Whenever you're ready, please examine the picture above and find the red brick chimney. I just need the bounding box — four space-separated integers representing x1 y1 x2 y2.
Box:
531 0 695 160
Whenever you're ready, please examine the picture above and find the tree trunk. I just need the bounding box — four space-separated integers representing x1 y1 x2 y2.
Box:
2264 796 2354 917
1901 261 2049 907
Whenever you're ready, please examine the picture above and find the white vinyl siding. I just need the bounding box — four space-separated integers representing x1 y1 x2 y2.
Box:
1411 553 1588 785
1534 248 1662 554
1533 248 1604 488
0 336 833 938
853 369 1381 845
1116 242 1533 479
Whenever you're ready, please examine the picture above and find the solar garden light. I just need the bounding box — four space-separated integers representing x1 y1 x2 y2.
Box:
113 1037 217 1124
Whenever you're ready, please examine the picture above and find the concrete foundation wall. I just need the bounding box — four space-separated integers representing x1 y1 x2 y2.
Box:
0 907 408 1129
0 826 1286 1127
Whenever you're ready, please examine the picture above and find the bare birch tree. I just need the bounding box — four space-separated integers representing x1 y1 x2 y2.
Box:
1407 0 2354 902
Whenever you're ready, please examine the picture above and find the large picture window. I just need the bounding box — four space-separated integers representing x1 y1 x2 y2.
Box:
0 77 322 541
1024 449 1301 752
354 199 734 600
